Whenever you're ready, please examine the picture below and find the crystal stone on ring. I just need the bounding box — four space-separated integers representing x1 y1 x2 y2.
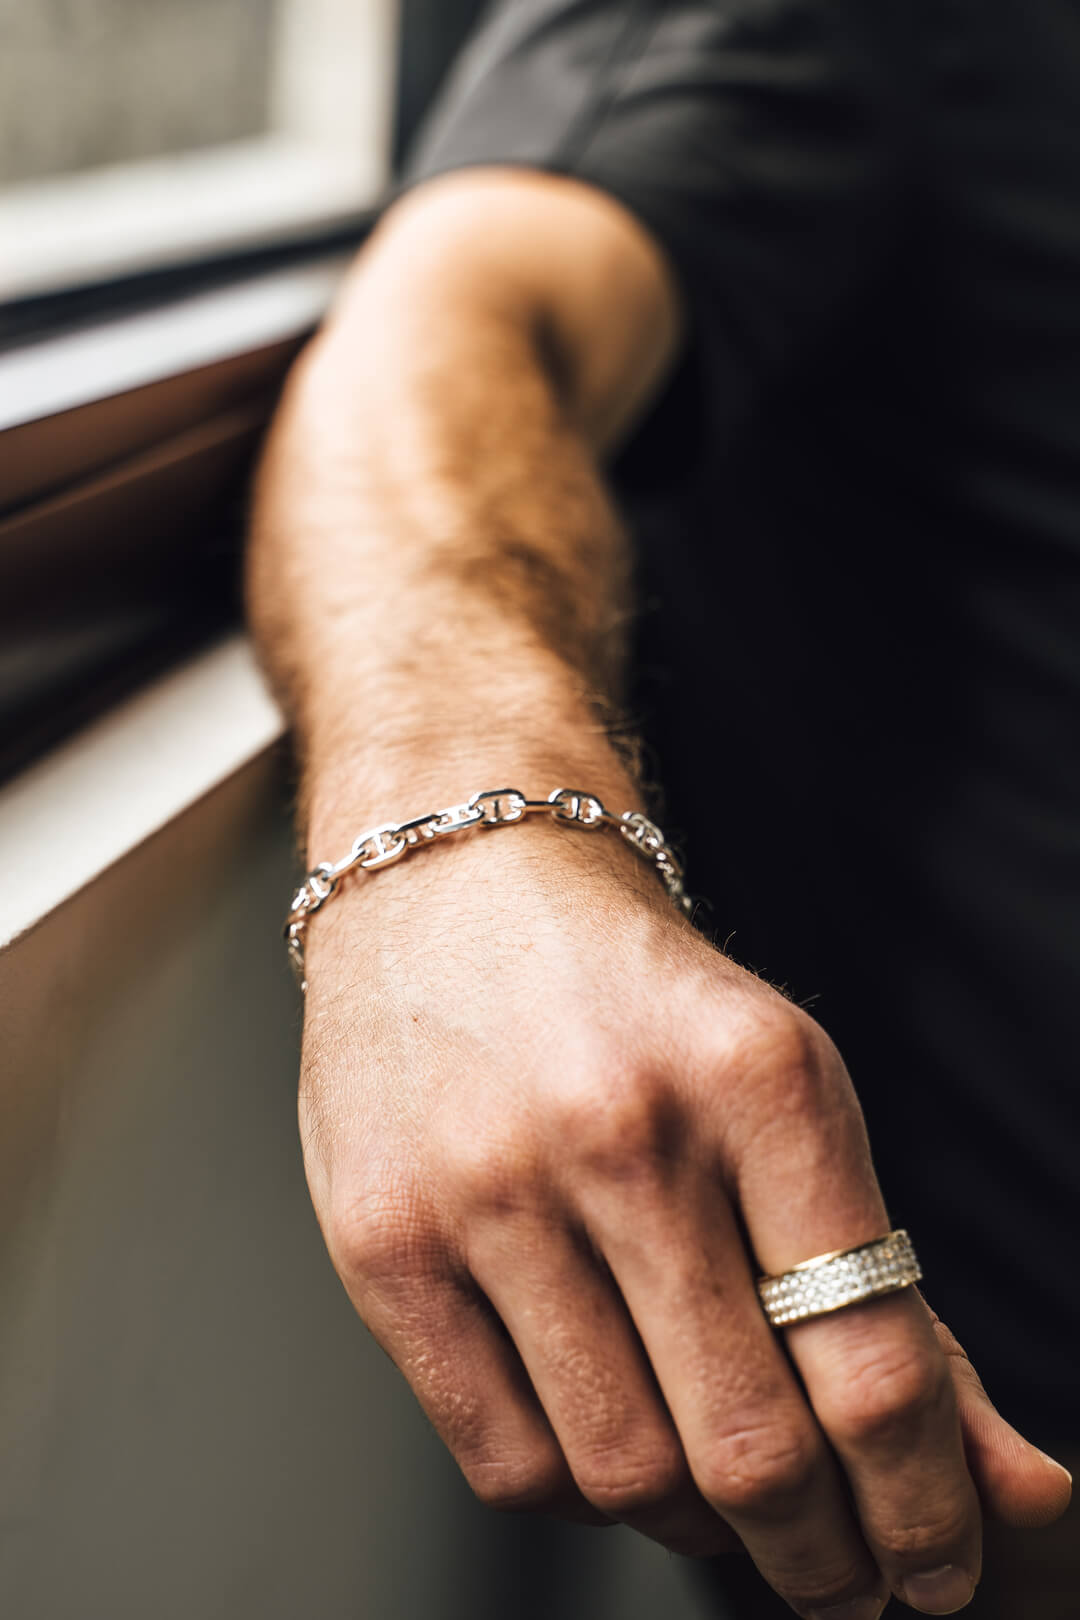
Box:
757 1230 922 1328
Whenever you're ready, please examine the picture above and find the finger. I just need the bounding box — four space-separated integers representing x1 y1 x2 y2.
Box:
930 1310 1073 1529
466 1211 736 1555
575 1166 889 1619
730 1029 982 1614
327 1208 607 1524
787 1293 981 1615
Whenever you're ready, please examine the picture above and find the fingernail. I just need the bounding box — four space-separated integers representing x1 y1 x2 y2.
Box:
810 1598 886 1620
1036 1448 1073 1484
900 1566 975 1613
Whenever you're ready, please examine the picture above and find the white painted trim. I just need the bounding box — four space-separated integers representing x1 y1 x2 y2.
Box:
0 257 347 430
270 0 400 155
0 137 374 301
0 636 286 950
0 0 399 300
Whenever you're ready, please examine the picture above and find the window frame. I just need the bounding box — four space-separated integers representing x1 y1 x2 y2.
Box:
0 0 399 304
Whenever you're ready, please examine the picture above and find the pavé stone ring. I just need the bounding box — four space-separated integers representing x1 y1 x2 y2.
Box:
757 1229 922 1328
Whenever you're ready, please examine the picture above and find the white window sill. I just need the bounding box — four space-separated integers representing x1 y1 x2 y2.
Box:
0 137 378 302
0 635 285 950
0 256 348 432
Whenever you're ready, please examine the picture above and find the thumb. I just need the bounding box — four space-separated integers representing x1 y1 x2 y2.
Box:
929 1308 1073 1529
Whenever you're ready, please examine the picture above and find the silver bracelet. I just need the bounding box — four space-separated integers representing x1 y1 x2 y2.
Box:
285 786 693 989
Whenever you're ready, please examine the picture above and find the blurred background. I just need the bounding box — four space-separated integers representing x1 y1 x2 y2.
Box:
0 5 758 1616
0 5 722 1617
2 0 280 183
0 0 490 779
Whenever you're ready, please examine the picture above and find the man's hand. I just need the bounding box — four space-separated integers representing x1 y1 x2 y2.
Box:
297 821 1070 1619
247 169 1070 1617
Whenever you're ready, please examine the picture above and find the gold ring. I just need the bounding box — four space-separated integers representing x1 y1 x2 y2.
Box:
757 1229 922 1328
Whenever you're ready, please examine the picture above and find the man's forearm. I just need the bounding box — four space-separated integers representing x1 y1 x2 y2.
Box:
248 205 652 849
244 179 1073 1607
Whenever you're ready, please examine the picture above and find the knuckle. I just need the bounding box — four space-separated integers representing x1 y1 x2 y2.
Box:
574 1439 688 1517
715 1000 871 1178
464 1449 566 1513
439 1125 538 1218
827 1344 950 1447
746 1008 832 1101
713 1001 839 1130
697 1421 819 1517
774 1561 881 1615
558 1071 679 1183
325 1188 435 1287
873 1502 975 1565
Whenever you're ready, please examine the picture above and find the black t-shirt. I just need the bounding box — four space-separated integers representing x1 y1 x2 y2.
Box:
403 0 1080 1445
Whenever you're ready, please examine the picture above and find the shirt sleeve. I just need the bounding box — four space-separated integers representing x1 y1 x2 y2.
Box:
400 0 913 440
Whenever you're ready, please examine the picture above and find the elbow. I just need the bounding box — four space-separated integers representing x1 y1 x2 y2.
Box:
309 169 683 457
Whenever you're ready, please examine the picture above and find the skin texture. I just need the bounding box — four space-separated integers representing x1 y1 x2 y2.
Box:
247 169 1071 1617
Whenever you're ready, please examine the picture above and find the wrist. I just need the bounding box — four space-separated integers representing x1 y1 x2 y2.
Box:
303 740 642 863
294 773 688 992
